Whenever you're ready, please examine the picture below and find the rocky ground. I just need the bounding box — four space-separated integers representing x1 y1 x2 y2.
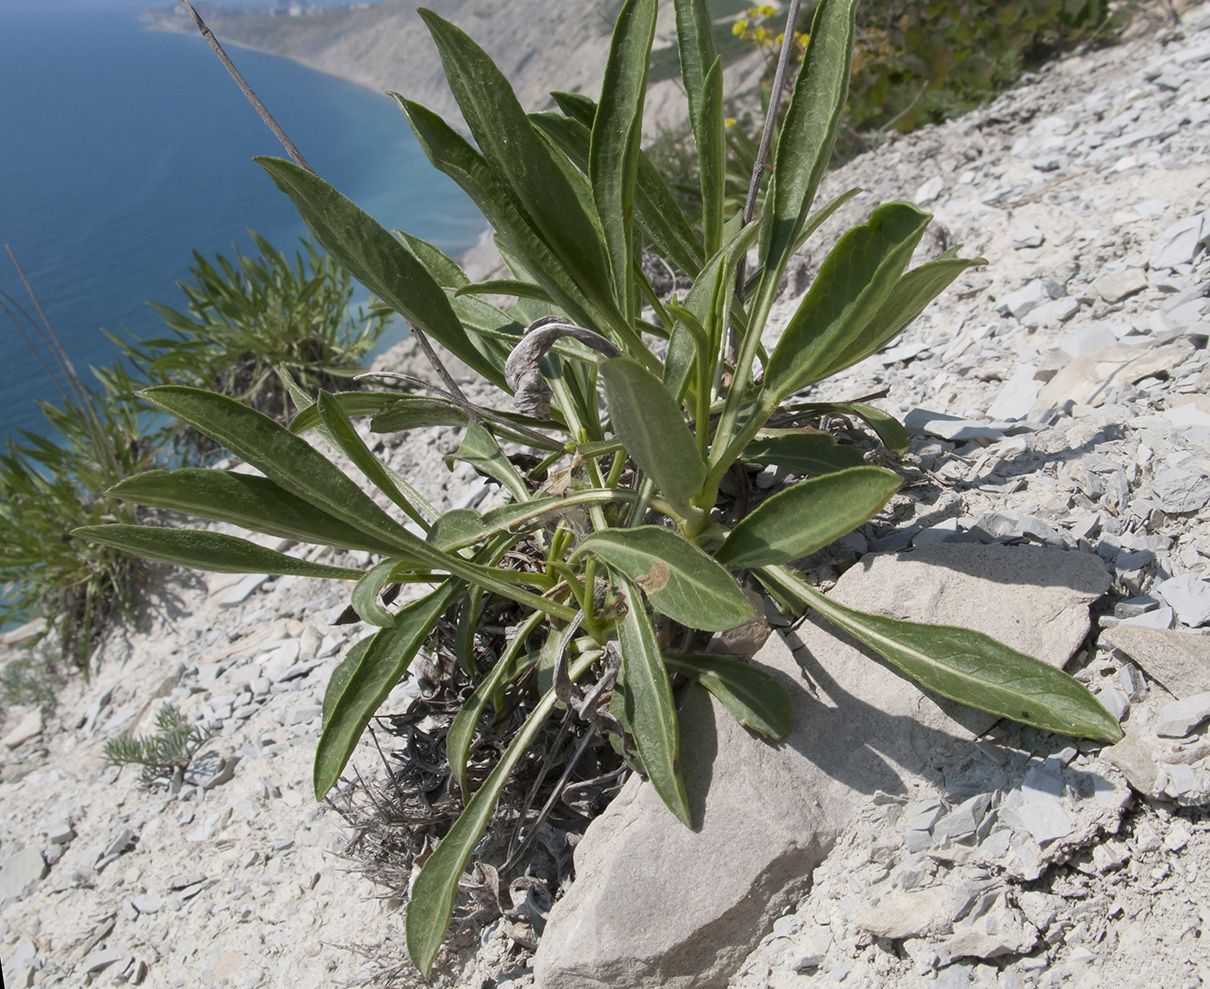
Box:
6 3 1210 988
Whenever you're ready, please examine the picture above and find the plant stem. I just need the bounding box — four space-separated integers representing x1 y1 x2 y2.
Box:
176 0 314 174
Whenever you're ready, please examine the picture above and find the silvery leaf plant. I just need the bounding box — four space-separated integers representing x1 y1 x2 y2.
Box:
78 0 1121 973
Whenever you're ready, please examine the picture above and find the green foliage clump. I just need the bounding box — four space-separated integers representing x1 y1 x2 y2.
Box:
847 0 1125 132
1 233 387 677
78 0 1122 973
0 367 156 674
111 233 389 447
103 704 215 790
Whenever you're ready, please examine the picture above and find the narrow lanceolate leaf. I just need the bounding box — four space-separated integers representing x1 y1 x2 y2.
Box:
397 97 607 334
446 609 544 799
572 526 753 631
716 467 901 570
755 0 860 322
140 387 419 557
406 649 598 976
447 421 530 504
764 204 931 403
763 568 1124 743
664 653 793 739
289 391 418 435
815 256 987 380
315 581 460 799
396 231 470 289
590 0 658 313
454 279 556 304
697 57 726 258
418 10 618 324
255 157 505 389
317 391 429 528
789 402 909 454
74 525 363 580
673 0 718 135
600 356 705 519
546 93 704 276
139 388 574 620
743 433 865 476
351 559 400 628
615 577 691 825
107 469 388 553
322 635 373 729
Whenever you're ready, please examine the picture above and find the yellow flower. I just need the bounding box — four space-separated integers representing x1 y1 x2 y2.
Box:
732 19 747 36
758 4 776 17
725 116 737 128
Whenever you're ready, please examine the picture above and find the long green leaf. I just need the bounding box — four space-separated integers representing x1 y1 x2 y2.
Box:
664 653 792 739
454 279 556 304
289 391 418 435
815 256 987 380
716 466 900 570
447 421 530 504
754 0 860 325
322 635 374 729
673 0 718 135
446 609 545 799
142 386 421 556
315 581 461 798
406 649 598 975
760 567 1124 742
573 526 752 631
789 402 909 454
764 203 931 403
418 10 620 329
141 387 576 620
255 157 505 389
74 525 362 580
615 577 690 825
600 356 705 519
317 391 429 529
107 469 388 553
546 93 704 276
697 57 726 258
590 0 658 315
743 432 865 476
397 96 608 334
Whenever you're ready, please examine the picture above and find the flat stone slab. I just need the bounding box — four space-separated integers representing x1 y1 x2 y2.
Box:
533 545 1108 989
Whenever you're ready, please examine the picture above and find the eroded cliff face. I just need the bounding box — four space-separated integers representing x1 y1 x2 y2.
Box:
143 0 756 135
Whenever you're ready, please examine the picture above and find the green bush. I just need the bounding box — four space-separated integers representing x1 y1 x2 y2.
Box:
0 368 155 674
847 0 1125 132
1 232 386 677
110 232 389 444
79 0 1120 972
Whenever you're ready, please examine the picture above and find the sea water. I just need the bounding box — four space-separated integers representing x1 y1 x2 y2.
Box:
0 0 485 442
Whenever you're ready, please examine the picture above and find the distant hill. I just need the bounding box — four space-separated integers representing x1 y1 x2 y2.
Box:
142 0 763 135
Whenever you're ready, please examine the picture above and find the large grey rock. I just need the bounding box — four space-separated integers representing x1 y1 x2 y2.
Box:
1033 343 1195 409
2 708 43 749
0 848 47 904
1101 625 1210 698
533 545 1108 989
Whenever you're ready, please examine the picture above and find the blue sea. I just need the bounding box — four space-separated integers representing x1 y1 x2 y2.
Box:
0 0 485 442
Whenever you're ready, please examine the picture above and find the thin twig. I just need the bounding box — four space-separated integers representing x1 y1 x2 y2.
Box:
741 0 804 231
731 0 804 357
880 79 929 133
5 246 120 477
176 0 314 173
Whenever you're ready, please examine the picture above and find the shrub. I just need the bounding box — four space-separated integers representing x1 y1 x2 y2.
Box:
110 232 389 444
0 364 155 675
79 0 1121 972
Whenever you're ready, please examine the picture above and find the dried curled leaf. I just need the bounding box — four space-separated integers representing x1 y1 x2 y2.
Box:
504 316 621 418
